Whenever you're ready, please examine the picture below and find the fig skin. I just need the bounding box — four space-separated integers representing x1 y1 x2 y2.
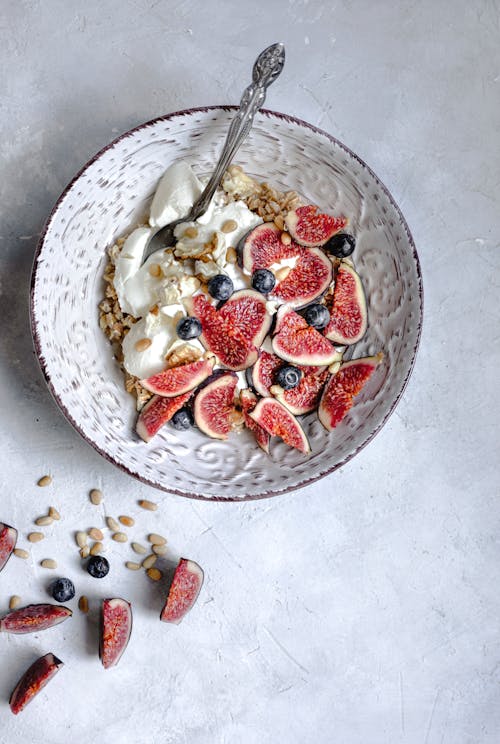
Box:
240 388 270 453
9 653 63 714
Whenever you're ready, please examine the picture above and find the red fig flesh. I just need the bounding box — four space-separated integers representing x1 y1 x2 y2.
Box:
0 522 17 573
240 388 270 453
0 604 72 634
136 391 192 442
284 204 347 247
185 290 271 371
272 307 342 366
193 372 238 440
140 356 215 397
10 653 63 714
249 398 311 454
252 349 327 415
324 261 367 345
160 558 204 624
318 354 383 431
241 223 333 308
100 598 133 669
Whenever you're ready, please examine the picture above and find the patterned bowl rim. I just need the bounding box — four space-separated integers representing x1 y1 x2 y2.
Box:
30 106 423 502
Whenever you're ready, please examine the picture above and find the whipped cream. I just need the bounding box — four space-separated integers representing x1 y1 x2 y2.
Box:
115 162 262 378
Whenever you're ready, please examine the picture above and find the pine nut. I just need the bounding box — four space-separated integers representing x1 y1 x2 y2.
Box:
76 531 88 548
274 214 285 231
221 219 238 233
48 506 61 521
138 500 157 512
135 338 152 352
183 226 198 239
125 561 141 571
148 533 166 546
152 544 168 556
78 596 89 613
280 231 291 245
40 559 57 569
131 542 147 555
275 266 291 282
149 263 162 278
146 568 162 581
28 532 44 543
118 515 135 527
80 546 90 559
35 516 53 527
112 532 127 543
9 596 22 610
14 548 29 559
90 541 104 556
90 489 103 505
88 527 104 541
142 554 157 569
225 246 237 264
106 516 120 531
37 475 52 487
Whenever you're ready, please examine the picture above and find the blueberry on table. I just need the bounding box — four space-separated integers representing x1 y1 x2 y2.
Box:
276 365 302 390
50 577 75 602
176 317 202 340
251 269 276 294
87 555 109 579
207 274 234 301
171 407 194 430
302 304 330 330
324 233 356 258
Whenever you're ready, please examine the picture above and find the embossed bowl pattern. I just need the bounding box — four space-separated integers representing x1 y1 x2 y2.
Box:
31 107 422 500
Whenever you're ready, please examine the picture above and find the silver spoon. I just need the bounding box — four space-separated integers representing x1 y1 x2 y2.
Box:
142 42 286 263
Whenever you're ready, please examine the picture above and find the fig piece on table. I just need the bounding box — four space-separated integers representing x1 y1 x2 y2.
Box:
193 371 238 440
136 391 192 442
323 260 367 345
0 604 72 634
9 652 63 715
318 354 383 431
284 204 347 248
140 356 215 397
160 558 204 624
240 388 270 454
100 598 133 669
0 522 17 573
249 398 311 454
272 307 342 367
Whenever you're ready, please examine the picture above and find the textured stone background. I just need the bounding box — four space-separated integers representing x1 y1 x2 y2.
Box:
1 1 499 742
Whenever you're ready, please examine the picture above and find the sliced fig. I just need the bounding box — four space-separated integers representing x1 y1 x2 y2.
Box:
185 290 271 371
0 522 17 573
140 356 215 397
136 391 192 442
193 372 237 440
275 366 330 415
272 307 342 367
324 260 367 345
249 398 311 454
240 388 270 453
100 598 133 669
241 223 333 308
318 354 383 431
10 652 63 715
284 204 347 247
160 558 204 624
0 604 72 634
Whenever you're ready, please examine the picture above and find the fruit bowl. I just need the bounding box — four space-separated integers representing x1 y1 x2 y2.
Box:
30 107 422 500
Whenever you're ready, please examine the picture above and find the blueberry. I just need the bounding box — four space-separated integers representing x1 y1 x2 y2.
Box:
171 407 194 430
324 233 356 258
176 316 202 340
276 365 302 390
50 577 75 603
87 555 109 579
251 269 276 294
208 274 234 301
302 304 330 330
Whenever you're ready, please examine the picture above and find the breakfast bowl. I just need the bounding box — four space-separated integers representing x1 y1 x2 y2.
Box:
30 107 422 500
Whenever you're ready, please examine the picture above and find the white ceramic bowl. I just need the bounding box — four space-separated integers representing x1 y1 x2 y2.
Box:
31 107 422 500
